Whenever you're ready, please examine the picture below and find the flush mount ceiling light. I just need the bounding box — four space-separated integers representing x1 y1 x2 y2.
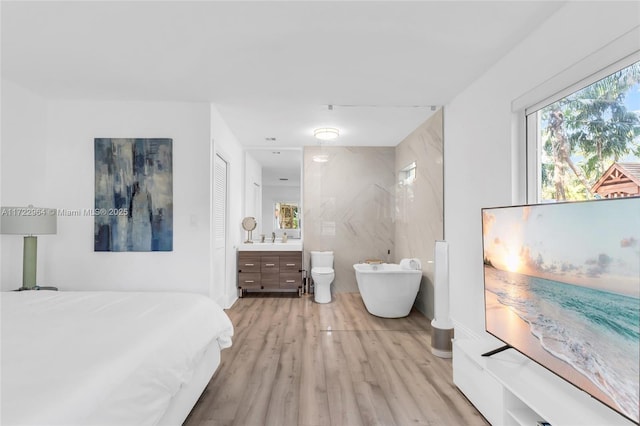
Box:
313 127 339 141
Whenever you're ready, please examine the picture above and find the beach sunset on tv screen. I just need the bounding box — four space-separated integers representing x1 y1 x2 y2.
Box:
482 197 640 424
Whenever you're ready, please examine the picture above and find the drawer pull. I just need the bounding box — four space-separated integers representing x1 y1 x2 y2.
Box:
244 263 255 266
265 263 275 267
286 280 296 283
244 280 255 283
286 263 296 266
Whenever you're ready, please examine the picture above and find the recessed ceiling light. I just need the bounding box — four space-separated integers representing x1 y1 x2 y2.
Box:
313 128 339 141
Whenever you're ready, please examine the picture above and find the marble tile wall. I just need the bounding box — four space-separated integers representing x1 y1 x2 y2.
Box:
395 109 444 318
303 146 396 293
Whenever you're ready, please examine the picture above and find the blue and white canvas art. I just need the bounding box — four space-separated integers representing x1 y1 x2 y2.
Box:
94 138 173 251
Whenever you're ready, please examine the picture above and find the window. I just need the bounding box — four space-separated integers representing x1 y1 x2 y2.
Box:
274 202 299 230
399 162 416 185
526 61 640 202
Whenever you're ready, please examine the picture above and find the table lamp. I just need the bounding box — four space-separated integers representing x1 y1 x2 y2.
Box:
1 205 57 290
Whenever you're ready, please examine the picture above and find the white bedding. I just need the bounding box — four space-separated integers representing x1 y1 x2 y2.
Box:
1 291 234 426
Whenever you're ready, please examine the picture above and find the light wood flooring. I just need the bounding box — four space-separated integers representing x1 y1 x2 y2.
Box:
184 292 488 426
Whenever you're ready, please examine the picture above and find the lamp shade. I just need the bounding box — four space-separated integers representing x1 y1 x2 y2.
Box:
1 206 57 235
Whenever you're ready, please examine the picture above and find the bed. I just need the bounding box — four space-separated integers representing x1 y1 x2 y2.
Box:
1 291 234 425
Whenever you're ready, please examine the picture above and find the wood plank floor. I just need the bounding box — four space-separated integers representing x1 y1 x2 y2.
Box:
184 293 488 426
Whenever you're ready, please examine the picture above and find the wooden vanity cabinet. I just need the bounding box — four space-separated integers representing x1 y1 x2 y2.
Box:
237 250 303 297
279 254 303 290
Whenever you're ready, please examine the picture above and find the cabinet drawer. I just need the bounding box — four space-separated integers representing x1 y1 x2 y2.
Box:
280 272 302 288
261 273 280 289
280 257 301 272
261 256 280 273
238 273 261 288
238 257 260 273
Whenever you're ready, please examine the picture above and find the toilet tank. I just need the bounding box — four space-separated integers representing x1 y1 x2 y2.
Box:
310 251 334 268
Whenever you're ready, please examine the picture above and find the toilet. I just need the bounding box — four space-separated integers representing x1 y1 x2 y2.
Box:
310 251 335 303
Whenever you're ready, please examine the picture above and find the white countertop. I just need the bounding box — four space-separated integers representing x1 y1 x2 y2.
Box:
238 240 303 251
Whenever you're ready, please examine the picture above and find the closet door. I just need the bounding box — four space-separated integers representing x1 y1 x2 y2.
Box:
213 153 228 302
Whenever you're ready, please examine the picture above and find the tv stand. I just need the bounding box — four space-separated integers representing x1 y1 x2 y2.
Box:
481 344 512 357
453 338 635 426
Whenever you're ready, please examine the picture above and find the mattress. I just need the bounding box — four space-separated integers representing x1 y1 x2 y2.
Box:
1 291 234 426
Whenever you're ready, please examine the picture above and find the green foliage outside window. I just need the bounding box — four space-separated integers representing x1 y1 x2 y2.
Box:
539 62 640 201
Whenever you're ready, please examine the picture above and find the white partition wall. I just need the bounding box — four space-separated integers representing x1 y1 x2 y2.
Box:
444 2 640 425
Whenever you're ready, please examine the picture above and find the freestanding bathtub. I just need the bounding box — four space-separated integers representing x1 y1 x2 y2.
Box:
353 263 422 318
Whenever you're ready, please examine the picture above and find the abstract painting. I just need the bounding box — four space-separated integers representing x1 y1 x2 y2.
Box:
94 138 173 251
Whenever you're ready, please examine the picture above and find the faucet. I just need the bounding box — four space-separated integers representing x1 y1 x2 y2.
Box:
272 232 276 243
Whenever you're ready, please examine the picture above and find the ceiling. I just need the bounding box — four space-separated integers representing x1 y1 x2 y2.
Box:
1 1 565 150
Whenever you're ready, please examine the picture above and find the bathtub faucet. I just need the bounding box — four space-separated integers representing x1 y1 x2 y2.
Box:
272 232 276 243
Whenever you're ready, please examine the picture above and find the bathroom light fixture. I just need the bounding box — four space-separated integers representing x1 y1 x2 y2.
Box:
313 127 339 141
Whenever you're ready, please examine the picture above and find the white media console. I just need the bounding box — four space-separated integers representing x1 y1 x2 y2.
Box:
453 338 635 426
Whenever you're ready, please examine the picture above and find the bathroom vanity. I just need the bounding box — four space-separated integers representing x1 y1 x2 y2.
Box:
237 244 303 297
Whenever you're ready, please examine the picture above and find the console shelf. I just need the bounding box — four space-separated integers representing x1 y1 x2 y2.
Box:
453 339 635 426
507 406 540 426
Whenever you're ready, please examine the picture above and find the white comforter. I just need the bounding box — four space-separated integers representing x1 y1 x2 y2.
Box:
1 291 234 426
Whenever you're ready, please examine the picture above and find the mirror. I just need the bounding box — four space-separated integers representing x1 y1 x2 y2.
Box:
244 148 302 239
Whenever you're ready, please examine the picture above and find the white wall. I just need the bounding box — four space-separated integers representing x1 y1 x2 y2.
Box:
1 80 50 288
1 87 216 294
1 81 48 201
1 81 248 304
445 2 640 338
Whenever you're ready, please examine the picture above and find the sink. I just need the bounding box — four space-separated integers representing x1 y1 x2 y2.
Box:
239 241 303 251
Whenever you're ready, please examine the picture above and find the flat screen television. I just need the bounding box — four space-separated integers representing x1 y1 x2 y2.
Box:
482 197 640 424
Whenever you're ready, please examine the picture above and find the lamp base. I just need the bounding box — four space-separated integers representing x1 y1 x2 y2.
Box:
14 285 58 291
23 235 38 289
